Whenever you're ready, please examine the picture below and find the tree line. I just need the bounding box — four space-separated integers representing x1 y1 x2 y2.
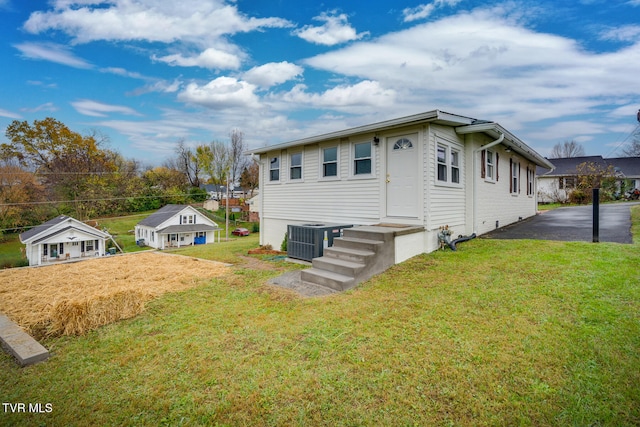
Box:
0 117 258 234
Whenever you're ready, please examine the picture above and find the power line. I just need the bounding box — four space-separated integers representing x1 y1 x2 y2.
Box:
0 191 208 207
604 123 640 158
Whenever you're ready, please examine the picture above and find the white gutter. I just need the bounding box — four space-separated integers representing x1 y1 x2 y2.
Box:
472 133 504 234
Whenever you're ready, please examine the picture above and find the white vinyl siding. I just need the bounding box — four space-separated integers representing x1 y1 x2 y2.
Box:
262 143 380 226
428 129 466 231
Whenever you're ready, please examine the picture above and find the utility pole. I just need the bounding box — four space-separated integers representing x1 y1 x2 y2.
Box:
225 171 230 241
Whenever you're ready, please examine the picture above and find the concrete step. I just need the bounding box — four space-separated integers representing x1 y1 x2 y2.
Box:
333 236 383 252
312 256 365 277
300 268 355 291
343 227 395 243
0 313 50 366
324 246 375 264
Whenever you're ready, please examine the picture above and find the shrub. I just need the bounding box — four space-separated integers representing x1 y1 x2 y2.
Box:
280 232 288 252
252 223 259 233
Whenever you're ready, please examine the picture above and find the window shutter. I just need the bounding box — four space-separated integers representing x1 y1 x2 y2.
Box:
481 150 486 178
496 153 499 181
518 163 521 193
509 158 513 193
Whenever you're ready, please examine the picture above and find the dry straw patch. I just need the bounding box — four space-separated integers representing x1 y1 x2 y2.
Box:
0 252 228 338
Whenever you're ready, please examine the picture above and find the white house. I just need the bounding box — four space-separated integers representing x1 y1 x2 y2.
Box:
537 156 606 203
20 215 112 266
537 156 640 203
135 204 220 249
250 110 554 260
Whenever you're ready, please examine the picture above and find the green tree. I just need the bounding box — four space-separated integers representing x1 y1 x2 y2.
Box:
2 118 118 218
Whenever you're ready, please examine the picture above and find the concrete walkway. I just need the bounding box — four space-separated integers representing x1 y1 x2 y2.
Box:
484 202 639 243
0 313 49 366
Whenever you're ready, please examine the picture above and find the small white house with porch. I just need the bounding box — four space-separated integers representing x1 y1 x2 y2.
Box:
20 215 111 266
135 204 220 249
249 110 554 291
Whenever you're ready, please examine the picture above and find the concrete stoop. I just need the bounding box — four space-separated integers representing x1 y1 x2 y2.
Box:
0 313 50 366
300 226 401 292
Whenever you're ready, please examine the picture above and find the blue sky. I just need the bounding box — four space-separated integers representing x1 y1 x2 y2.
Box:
1 0 639 165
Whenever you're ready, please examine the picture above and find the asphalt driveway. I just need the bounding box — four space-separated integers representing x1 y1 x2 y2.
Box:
483 202 639 244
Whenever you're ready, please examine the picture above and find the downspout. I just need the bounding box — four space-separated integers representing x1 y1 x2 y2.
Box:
472 133 504 234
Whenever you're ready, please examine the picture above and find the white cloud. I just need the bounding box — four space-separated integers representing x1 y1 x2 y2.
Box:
294 12 367 46
177 77 260 110
402 0 462 22
13 42 92 68
155 47 242 70
72 99 142 117
20 103 58 113
281 80 396 108
0 108 22 119
23 0 291 45
303 6 640 129
242 62 304 88
599 25 640 42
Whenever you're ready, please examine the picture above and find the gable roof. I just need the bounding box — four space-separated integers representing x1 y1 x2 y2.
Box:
20 215 110 243
137 204 191 227
248 109 554 169
137 204 219 229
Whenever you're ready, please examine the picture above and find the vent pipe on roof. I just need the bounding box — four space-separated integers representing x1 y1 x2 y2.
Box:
472 133 504 234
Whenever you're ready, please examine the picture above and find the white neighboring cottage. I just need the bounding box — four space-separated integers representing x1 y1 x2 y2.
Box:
135 204 220 249
250 110 554 260
20 215 111 266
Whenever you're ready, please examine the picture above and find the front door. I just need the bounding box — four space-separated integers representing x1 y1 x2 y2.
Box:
386 134 419 218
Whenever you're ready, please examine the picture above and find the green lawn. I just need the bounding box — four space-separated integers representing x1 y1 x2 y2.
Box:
1 208 639 426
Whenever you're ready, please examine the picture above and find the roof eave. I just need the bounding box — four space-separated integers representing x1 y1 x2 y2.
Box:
247 110 477 155
456 123 555 170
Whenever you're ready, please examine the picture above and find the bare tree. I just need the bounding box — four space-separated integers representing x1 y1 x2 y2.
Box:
621 133 640 157
196 141 230 200
229 129 251 186
549 140 585 158
175 139 202 187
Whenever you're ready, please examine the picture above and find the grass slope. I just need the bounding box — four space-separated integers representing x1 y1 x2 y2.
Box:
1 209 639 426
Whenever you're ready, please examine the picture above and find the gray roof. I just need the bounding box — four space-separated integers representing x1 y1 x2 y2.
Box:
538 156 640 177
137 204 190 227
20 215 70 242
20 215 110 243
607 157 640 177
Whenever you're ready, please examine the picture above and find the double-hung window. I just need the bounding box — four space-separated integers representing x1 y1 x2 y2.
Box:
527 167 535 195
510 159 520 194
354 142 372 175
269 156 280 182
322 146 338 178
290 152 302 180
437 142 461 185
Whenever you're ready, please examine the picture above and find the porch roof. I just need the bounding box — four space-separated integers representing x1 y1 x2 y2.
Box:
156 224 219 234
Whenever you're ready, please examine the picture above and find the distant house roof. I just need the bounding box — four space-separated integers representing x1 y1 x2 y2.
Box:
537 156 606 176
137 204 190 228
537 156 640 178
607 157 640 177
20 215 110 243
20 215 70 241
